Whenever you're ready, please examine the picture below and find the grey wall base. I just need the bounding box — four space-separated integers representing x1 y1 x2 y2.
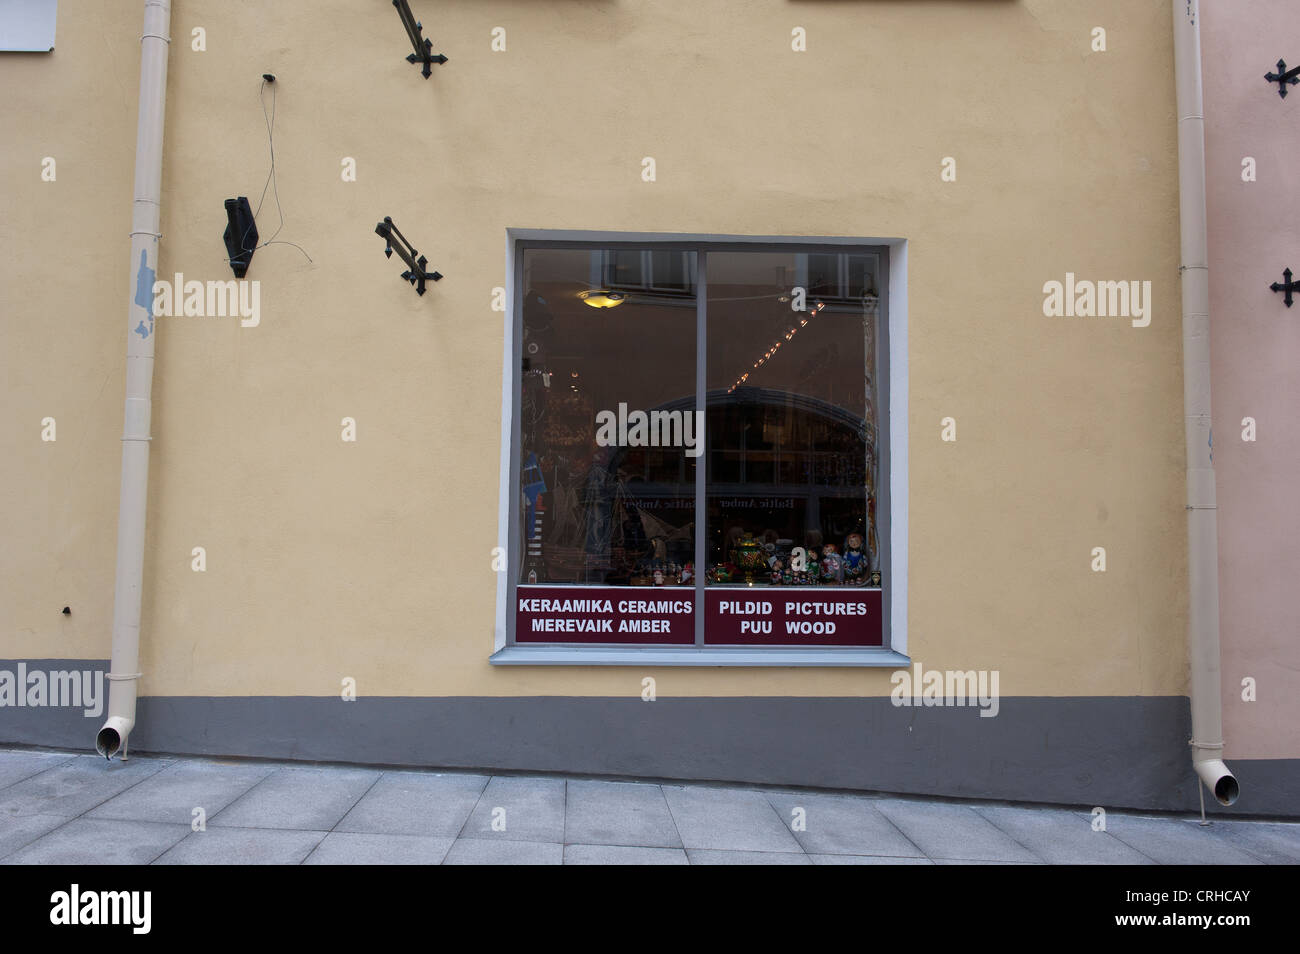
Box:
1 667 1294 817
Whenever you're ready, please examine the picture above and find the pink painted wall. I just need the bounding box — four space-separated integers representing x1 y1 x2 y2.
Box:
1202 0 1300 760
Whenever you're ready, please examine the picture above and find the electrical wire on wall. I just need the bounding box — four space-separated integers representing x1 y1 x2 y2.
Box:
230 75 313 269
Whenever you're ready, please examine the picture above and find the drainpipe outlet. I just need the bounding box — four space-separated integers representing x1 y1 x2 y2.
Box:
1193 757 1239 806
95 716 134 760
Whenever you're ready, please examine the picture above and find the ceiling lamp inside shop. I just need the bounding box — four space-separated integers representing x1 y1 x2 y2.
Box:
578 289 627 309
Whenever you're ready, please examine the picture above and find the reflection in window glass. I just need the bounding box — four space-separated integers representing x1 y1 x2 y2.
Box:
705 252 881 588
520 249 697 586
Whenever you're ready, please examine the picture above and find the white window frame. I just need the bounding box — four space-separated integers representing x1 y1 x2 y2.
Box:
491 230 909 667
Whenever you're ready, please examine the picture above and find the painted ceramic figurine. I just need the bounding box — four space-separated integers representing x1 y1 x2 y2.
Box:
820 543 844 584
679 562 693 585
843 533 866 581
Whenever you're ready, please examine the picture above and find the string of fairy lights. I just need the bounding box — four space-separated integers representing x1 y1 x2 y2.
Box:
727 301 826 394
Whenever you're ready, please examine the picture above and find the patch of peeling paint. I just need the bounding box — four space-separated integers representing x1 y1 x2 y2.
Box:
133 248 155 339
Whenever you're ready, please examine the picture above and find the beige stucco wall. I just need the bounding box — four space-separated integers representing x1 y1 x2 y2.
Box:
2 0 1189 700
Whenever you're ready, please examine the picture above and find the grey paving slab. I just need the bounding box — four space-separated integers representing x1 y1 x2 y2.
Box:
155 827 325 865
2 819 188 865
564 779 682 848
688 849 810 864
0 754 171 818
86 758 277 825
460 776 565 843
335 771 487 837
973 804 1155 865
1087 812 1263 865
442 838 563 865
304 832 455 865
1205 821 1300 865
810 853 934 864
0 750 76 790
209 765 379 830
564 844 689 865
766 791 924 857
872 799 1041 863
0 813 70 860
663 785 803 852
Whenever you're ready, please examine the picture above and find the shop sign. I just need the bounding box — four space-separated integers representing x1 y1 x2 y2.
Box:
516 585 882 646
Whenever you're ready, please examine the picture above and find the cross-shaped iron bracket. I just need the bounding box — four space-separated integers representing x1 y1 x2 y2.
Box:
376 217 443 297
393 0 447 78
1265 59 1300 98
1269 267 1297 307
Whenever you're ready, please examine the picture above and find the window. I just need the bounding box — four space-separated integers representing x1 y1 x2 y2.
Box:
0 0 57 52
496 235 905 665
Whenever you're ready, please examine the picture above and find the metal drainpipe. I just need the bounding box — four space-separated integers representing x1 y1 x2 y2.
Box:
96 0 172 761
1172 0 1237 806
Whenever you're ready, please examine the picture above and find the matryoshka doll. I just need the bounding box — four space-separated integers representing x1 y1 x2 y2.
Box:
842 533 866 581
820 544 844 584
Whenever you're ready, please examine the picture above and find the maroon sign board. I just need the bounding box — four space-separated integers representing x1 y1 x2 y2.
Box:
516 585 883 647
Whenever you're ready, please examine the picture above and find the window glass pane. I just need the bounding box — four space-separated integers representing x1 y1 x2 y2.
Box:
704 251 881 590
805 253 840 300
649 250 692 292
605 250 644 289
519 248 698 592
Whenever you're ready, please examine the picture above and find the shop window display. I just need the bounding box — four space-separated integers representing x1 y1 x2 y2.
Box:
518 249 698 590
704 250 881 591
514 243 885 649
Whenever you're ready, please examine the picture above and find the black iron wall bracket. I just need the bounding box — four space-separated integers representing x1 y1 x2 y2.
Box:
1269 267 1297 307
1265 59 1300 98
393 0 447 78
376 216 443 296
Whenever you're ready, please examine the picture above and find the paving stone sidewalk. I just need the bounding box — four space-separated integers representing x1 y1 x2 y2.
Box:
1 747 1296 865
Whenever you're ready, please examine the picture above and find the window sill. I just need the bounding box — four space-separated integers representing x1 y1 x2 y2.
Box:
489 646 911 668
